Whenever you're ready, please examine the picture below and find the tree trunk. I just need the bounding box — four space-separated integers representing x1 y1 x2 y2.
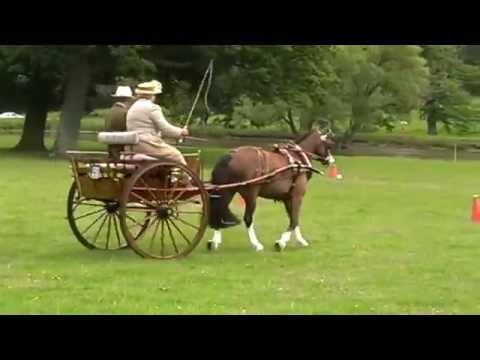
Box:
427 118 438 136
283 109 298 135
14 82 50 152
54 53 91 154
341 114 363 149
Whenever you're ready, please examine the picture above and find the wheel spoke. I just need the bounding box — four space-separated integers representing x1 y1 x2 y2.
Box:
162 171 169 202
176 199 202 206
112 214 123 248
175 217 200 231
139 177 159 202
124 205 153 213
167 218 191 245
133 213 157 239
149 218 161 252
165 218 179 254
172 188 193 203
105 215 112 250
160 220 165 257
73 208 106 221
72 201 82 213
130 191 157 208
125 213 147 229
142 212 158 223
92 213 109 245
73 201 105 209
177 210 203 215
81 212 107 236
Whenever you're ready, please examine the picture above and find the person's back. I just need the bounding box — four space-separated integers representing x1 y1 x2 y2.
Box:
104 86 135 158
105 103 129 132
126 81 188 165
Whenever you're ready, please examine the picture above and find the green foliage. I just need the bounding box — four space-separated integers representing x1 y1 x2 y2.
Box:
231 96 286 129
420 45 480 135
108 45 156 81
3 44 480 147
326 45 430 140
209 45 337 132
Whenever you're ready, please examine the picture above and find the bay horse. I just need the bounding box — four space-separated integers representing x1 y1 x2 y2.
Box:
208 129 336 252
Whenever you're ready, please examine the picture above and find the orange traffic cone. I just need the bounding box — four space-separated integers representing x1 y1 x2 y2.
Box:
328 165 339 179
472 195 480 223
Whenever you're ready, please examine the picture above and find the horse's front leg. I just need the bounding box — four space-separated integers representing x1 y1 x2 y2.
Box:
285 194 310 248
291 194 310 248
275 199 294 251
275 177 310 252
291 176 310 247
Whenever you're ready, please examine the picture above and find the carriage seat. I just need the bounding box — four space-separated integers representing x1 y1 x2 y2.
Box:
98 132 139 146
98 131 151 162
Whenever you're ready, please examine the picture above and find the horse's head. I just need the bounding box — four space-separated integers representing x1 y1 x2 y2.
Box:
297 128 336 166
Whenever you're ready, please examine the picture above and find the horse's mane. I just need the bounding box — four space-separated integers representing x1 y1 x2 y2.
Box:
294 131 315 144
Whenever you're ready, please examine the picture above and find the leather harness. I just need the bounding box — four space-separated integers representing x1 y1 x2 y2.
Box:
234 144 314 195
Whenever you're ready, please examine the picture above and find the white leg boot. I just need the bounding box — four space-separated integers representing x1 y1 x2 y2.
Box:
247 225 264 252
295 227 310 247
208 230 222 251
275 231 292 252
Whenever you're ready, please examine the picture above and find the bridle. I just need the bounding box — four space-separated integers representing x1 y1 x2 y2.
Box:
294 129 335 166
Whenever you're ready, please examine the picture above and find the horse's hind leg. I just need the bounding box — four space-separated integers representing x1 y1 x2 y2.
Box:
208 229 223 251
240 188 264 252
207 190 237 251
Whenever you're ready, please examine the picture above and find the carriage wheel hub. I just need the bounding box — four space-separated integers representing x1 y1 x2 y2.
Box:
157 206 174 219
105 202 120 214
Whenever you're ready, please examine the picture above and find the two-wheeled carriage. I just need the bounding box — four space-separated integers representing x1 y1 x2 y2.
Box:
66 132 210 260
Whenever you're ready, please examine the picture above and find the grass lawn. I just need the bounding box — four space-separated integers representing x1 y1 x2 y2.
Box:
1 134 480 314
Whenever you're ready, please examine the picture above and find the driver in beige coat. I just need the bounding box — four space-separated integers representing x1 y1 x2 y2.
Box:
127 80 189 165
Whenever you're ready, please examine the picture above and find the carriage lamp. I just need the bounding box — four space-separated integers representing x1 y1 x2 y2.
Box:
89 165 103 180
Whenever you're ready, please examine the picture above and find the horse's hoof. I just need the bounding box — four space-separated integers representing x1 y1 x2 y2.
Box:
274 242 285 252
207 242 218 252
255 245 264 252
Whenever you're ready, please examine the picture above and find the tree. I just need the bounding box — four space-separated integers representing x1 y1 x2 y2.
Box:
207 45 336 133
327 45 429 143
53 47 92 154
420 45 479 135
0 46 66 152
53 45 156 154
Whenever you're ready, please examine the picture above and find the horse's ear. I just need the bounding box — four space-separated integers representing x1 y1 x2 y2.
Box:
312 124 321 133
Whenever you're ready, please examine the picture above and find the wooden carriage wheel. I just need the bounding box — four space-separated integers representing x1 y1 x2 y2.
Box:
67 182 151 251
119 162 209 260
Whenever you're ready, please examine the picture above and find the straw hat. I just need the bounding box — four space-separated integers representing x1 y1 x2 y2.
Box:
135 80 163 95
112 86 133 98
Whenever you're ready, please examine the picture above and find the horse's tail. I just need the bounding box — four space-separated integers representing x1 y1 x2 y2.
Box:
209 154 241 230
